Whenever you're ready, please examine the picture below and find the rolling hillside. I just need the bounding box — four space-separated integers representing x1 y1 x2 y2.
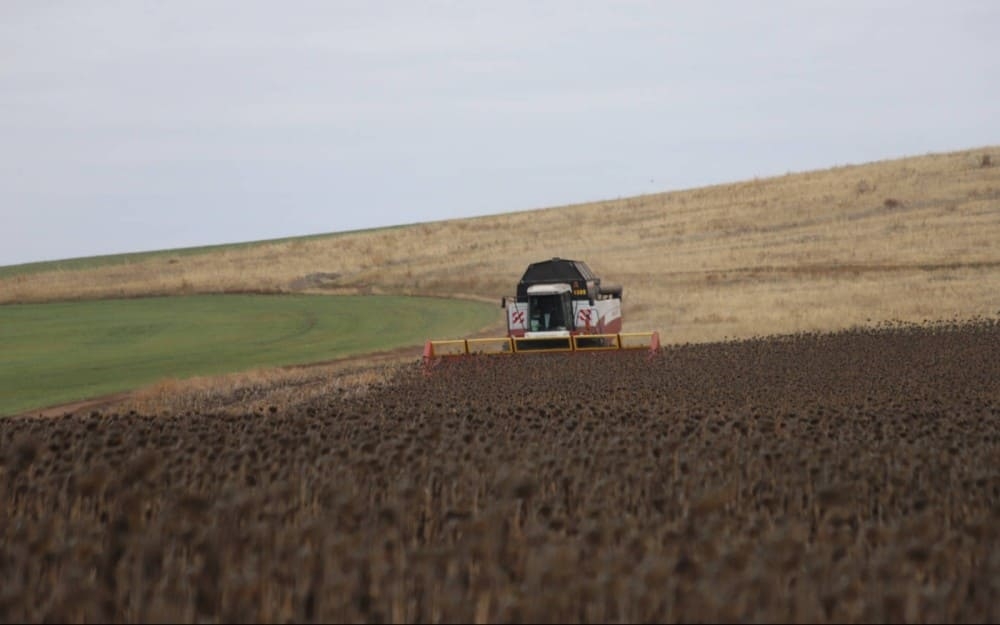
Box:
3 146 998 344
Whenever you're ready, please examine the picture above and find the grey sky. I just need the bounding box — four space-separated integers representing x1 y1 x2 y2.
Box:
2 1 997 267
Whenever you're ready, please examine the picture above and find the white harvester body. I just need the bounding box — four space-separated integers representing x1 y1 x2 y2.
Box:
424 257 657 363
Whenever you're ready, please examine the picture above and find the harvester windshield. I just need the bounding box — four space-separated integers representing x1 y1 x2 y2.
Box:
527 284 572 333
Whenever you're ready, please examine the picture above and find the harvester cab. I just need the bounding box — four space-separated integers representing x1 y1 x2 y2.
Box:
424 257 659 364
526 284 572 332
533 290 567 330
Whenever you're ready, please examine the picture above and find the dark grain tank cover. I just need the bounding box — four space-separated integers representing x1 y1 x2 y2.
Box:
517 257 619 301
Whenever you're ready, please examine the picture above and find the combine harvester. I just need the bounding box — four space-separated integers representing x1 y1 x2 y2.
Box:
423 257 660 367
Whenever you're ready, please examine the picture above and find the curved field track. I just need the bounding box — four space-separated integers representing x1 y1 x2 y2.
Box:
2 320 999 623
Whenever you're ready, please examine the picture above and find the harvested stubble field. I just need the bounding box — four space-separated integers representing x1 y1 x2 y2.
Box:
2 319 999 623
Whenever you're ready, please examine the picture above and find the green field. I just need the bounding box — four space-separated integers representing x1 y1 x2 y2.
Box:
0 294 497 416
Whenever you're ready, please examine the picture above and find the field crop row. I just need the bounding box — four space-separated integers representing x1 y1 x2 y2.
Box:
1 319 999 622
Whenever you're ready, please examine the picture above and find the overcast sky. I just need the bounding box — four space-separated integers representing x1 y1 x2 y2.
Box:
2 1 997 267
